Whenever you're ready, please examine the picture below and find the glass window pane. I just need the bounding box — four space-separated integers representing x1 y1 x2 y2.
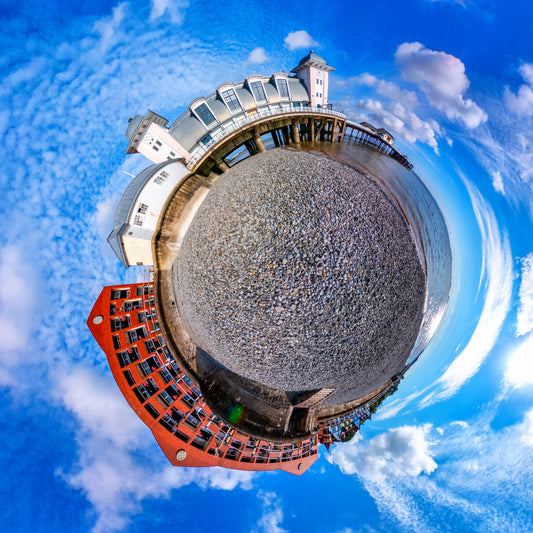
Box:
250 81 266 102
194 103 216 126
276 79 289 98
221 89 241 111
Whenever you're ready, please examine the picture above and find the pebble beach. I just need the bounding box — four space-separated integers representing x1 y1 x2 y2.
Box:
175 148 426 404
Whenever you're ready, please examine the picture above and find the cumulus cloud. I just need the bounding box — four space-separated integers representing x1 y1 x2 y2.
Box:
517 253 533 336
246 47 269 65
150 0 189 24
422 181 513 403
0 5 260 529
332 414 533 532
505 332 533 388
328 425 437 482
490 170 505 195
58 367 253 533
352 74 420 110
356 98 440 152
284 30 318 51
395 42 487 128
254 491 287 533
505 64 533 116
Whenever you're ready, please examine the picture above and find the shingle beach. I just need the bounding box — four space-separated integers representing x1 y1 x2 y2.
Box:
175 148 426 403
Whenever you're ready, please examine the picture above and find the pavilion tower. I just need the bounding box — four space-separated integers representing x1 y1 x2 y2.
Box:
291 50 335 108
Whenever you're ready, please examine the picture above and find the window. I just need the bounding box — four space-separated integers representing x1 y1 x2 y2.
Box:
154 176 165 184
111 316 130 332
194 103 216 126
201 134 212 146
138 360 152 378
144 402 160 419
221 88 241 111
169 151 176 157
144 339 156 354
158 390 174 408
111 289 129 300
159 367 173 384
250 81 266 102
123 369 136 386
138 203 148 214
133 215 143 226
117 346 140 367
155 140 162 147
276 78 289 98
123 299 141 312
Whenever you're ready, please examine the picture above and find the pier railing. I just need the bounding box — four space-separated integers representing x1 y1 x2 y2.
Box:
186 105 346 169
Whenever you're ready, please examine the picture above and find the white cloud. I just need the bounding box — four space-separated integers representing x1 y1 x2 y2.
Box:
505 332 533 388
150 0 189 24
254 491 287 533
517 253 533 336
352 74 420 110
57 368 253 533
284 30 318 51
395 42 487 128
93 3 128 53
246 47 269 65
0 6 261 530
328 425 437 482
330 413 533 532
356 98 440 151
0 245 40 385
422 181 513 402
59 367 147 447
490 170 505 194
505 64 533 116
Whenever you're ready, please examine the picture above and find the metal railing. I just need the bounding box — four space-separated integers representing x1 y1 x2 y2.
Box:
186 105 346 169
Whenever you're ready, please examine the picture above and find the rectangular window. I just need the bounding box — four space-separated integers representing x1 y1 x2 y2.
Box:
138 203 148 214
123 369 136 386
144 339 156 354
201 134 212 146
276 78 289 98
110 316 130 332
144 402 160 419
221 88 241 111
155 140 162 147
169 151 176 157
123 300 141 312
112 335 121 350
250 81 266 102
158 390 174 408
133 215 143 226
152 145 159 151
111 289 129 300
194 103 216 126
138 360 152 378
159 367 173 384
117 346 140 367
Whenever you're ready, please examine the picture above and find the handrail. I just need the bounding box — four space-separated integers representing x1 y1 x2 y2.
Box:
186 105 346 169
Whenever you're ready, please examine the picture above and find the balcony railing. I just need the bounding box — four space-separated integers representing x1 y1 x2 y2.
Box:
186 104 347 169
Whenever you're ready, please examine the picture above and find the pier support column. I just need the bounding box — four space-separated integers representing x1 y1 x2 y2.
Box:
291 121 300 144
253 131 267 152
212 157 230 172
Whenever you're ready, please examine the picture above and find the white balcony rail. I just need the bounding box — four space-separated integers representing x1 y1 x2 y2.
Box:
186 105 346 169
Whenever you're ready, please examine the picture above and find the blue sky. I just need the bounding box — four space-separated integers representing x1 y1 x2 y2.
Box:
1 0 533 532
